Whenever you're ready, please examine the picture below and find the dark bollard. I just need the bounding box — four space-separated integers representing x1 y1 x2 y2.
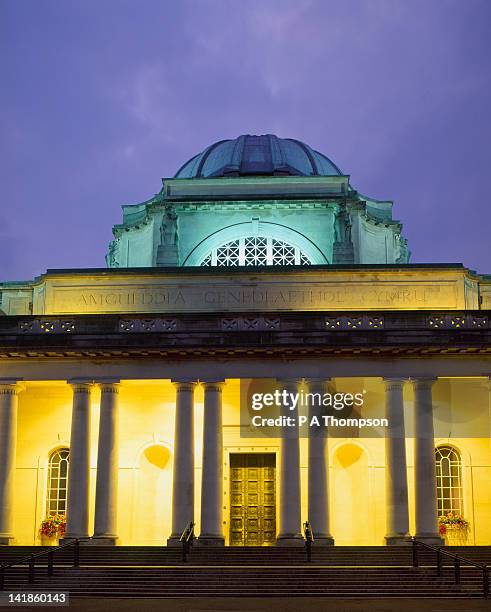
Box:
179 522 194 563
28 559 35 584
73 539 80 567
48 550 54 576
454 557 460 584
303 521 314 563
412 540 418 568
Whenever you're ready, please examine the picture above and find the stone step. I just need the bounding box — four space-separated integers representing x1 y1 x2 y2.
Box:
0 546 491 565
1 546 487 599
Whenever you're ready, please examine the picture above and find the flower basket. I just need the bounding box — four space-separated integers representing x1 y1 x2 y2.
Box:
39 515 66 545
40 534 58 546
438 512 469 545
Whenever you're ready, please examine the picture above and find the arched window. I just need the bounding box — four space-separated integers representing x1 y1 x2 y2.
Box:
200 236 311 267
46 448 69 516
435 445 463 516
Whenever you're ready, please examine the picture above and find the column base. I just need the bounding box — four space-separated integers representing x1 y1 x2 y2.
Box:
167 535 184 547
385 534 413 546
312 535 335 546
89 535 118 545
59 535 90 545
0 535 15 546
414 533 445 546
276 534 304 547
197 535 225 546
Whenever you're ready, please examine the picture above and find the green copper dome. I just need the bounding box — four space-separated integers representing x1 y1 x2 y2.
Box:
174 134 342 178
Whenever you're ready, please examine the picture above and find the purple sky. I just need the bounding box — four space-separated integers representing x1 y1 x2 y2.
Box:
1 0 490 281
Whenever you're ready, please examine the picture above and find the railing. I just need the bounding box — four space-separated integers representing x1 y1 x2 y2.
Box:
179 522 195 563
412 538 488 599
0 539 87 591
302 520 314 563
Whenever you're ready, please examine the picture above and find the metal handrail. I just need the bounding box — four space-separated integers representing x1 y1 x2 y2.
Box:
412 538 488 598
302 520 314 563
179 522 195 562
0 538 87 590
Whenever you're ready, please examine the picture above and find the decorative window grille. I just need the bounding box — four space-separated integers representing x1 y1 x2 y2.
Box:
435 445 463 516
46 448 69 516
200 237 311 266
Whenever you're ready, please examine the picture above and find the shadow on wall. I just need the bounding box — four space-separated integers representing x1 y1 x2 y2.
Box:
135 445 172 545
332 444 370 545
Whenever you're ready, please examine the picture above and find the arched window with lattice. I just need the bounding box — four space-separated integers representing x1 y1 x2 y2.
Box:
46 447 69 517
435 445 463 516
200 236 312 267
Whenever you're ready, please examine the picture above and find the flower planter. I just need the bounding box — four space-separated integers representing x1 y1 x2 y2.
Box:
39 515 66 546
439 513 469 546
444 525 469 546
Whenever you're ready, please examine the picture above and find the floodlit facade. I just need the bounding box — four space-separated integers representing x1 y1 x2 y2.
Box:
0 134 490 548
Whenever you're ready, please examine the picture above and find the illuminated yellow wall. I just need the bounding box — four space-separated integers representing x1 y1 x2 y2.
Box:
11 378 491 546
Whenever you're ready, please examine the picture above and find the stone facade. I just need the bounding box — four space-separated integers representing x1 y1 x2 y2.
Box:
0 135 489 548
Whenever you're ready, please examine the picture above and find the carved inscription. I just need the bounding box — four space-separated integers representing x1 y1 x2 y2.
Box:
50 280 458 314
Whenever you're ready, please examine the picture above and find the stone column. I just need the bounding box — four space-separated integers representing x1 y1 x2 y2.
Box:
65 382 92 540
168 380 196 546
198 381 225 546
412 377 442 544
384 378 411 545
92 382 120 544
307 379 334 545
277 379 303 546
0 381 20 545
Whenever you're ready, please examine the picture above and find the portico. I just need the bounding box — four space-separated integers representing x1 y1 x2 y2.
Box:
0 134 490 548
0 336 489 547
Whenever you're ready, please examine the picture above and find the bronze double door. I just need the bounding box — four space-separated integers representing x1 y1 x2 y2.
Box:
229 453 276 546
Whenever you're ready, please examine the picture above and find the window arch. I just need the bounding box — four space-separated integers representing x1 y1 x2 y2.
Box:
200 236 312 267
46 447 69 517
435 445 463 516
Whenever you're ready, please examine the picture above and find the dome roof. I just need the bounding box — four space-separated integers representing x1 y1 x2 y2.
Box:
174 134 342 178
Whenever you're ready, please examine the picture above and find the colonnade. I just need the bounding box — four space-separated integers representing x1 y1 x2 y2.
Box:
384 378 441 544
0 376 443 546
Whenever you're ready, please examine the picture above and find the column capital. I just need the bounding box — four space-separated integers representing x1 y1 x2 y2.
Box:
383 377 407 390
201 380 225 392
410 377 437 390
172 380 198 392
0 381 23 395
307 378 331 393
99 382 120 395
275 378 302 388
69 381 93 394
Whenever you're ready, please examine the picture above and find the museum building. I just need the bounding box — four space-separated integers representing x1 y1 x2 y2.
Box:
0 134 490 548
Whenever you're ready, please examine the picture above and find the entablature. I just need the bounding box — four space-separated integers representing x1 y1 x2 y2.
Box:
0 310 490 360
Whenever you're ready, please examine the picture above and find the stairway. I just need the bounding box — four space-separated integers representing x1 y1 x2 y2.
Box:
1 546 489 598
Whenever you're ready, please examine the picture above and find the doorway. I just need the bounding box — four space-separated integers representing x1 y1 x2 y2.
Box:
229 453 276 546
